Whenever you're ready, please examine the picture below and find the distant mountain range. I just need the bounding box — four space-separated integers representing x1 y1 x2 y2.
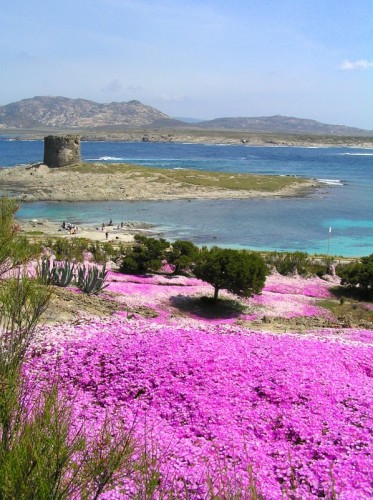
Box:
195 116 373 136
0 96 372 136
0 96 168 129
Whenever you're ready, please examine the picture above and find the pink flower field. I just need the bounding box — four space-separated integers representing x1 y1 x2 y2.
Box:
25 271 373 498
103 270 335 324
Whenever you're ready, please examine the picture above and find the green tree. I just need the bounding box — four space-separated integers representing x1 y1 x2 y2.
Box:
338 254 373 297
0 197 40 277
194 247 268 302
167 239 199 275
264 251 313 276
119 235 169 274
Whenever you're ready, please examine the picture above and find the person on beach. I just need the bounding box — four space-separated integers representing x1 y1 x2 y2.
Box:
105 231 109 240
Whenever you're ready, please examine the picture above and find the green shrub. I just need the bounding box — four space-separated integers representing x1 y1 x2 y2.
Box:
47 237 89 262
0 197 40 277
307 256 336 278
338 254 373 298
87 240 118 263
194 247 268 302
119 235 169 274
264 251 313 276
167 239 199 275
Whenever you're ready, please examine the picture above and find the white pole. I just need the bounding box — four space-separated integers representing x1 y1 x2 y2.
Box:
327 227 332 255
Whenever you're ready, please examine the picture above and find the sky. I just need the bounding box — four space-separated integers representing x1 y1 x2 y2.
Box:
1 0 372 129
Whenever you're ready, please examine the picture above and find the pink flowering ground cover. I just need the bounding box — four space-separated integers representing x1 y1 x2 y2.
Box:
105 270 256 325
248 274 335 320
263 274 333 299
251 291 331 319
26 317 373 499
104 270 335 324
16 267 372 496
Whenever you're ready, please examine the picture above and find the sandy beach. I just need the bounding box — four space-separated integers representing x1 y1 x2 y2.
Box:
19 218 159 243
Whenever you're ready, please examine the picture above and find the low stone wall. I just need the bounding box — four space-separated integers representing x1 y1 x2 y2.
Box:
43 135 81 168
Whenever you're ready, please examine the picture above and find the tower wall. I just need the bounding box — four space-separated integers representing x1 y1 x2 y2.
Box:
43 135 81 168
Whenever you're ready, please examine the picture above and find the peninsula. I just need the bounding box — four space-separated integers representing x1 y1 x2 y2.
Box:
0 162 318 202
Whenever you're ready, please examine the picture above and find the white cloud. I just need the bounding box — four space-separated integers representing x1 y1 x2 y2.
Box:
340 59 373 70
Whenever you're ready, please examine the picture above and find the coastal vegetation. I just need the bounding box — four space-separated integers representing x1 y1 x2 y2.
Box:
338 253 373 298
0 161 316 203
264 251 335 278
119 234 169 274
37 258 109 294
45 236 119 263
62 162 309 193
167 239 199 275
0 197 372 497
194 247 268 302
0 199 136 498
0 198 40 277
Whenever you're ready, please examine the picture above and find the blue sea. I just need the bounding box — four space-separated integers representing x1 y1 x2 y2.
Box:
0 137 372 257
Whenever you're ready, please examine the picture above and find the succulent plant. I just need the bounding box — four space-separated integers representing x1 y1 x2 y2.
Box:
77 263 108 294
36 258 75 287
37 257 53 284
51 261 75 287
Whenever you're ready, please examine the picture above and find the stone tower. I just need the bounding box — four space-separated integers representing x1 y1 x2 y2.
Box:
43 135 81 168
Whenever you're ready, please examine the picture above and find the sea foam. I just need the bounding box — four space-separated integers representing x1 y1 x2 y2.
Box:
317 178 344 186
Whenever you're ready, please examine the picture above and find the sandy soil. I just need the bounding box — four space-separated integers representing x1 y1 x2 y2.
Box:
19 218 158 243
0 163 319 202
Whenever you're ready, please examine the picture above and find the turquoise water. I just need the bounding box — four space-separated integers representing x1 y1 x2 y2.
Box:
1 139 372 257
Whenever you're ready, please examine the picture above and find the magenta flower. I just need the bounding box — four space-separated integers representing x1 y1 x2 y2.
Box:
25 317 373 499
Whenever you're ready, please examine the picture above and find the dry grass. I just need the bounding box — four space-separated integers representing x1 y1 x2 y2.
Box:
318 298 373 324
60 162 308 192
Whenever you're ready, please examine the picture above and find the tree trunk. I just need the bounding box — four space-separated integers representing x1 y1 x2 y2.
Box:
172 264 180 275
213 286 219 302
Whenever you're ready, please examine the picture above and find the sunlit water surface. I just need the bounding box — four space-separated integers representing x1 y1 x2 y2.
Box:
1 138 372 256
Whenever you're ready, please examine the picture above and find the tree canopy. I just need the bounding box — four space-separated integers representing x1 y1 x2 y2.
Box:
338 254 373 298
119 234 169 274
167 239 199 275
194 247 267 301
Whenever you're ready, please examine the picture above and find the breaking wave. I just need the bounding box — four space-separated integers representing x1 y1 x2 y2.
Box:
318 178 344 186
87 156 126 161
340 152 373 156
